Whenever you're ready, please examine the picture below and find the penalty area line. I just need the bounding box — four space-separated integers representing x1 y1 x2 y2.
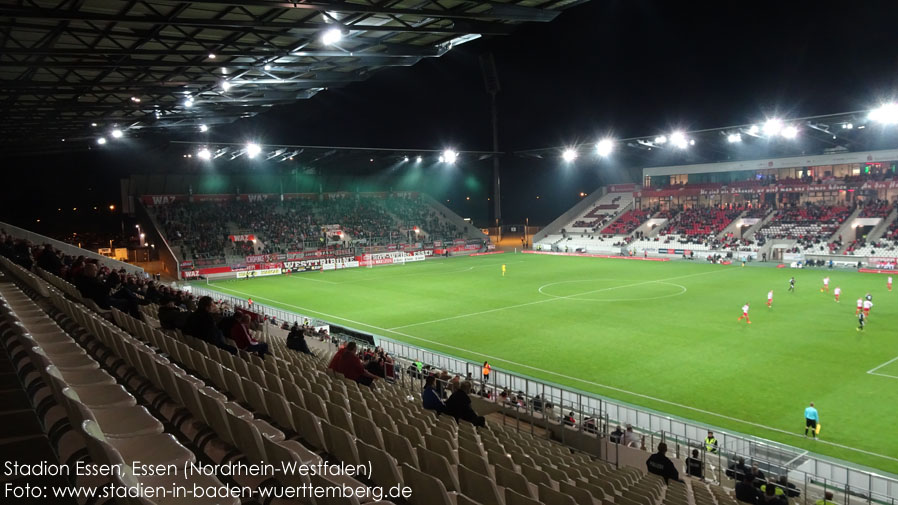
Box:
866 355 898 375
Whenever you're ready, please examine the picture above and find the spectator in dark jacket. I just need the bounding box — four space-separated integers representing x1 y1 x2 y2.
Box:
445 381 485 427
727 457 749 481
646 443 680 484
286 322 314 355
685 449 704 479
422 375 446 414
736 475 762 504
185 296 236 354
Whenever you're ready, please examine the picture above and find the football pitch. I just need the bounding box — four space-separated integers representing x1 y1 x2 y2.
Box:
200 253 898 474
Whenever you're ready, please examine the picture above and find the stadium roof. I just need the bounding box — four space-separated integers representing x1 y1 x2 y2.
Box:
0 0 584 148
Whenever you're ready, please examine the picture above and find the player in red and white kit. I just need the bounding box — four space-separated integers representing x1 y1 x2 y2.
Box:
863 299 873 318
856 297 863 315
767 290 773 308
821 276 830 293
889 276 893 292
737 302 751 324
834 286 841 302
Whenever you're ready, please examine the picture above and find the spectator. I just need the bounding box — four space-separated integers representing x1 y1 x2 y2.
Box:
685 449 704 479
531 394 543 411
749 463 766 485
759 482 788 505
646 442 680 484
184 296 237 354
727 457 749 481
286 322 314 355
563 411 576 427
421 375 446 414
736 475 762 504
776 476 800 498
157 299 186 330
623 424 640 447
230 312 269 357
328 342 378 386
610 425 624 444
445 381 485 427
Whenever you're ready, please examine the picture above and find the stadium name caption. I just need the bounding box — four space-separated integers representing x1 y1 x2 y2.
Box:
3 460 372 479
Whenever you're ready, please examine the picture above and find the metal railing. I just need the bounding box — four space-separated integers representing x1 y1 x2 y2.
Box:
189 281 898 505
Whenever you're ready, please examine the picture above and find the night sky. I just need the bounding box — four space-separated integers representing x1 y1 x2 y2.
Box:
5 0 898 234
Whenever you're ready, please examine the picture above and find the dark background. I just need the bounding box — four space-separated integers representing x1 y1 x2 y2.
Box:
5 0 898 237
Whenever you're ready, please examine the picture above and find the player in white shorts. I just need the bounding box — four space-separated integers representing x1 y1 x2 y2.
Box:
767 290 773 308
737 302 751 324
834 286 841 302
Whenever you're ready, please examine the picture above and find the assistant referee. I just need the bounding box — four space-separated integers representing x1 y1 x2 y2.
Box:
804 402 819 439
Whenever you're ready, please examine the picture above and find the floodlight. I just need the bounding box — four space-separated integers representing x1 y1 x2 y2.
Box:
264 64 272 71
208 53 216 59
842 123 853 130
184 98 194 108
442 149 458 164
654 135 667 144
130 96 140 103
199 124 209 132
198 148 212 160
748 125 760 135
415 156 423 163
869 103 898 125
727 133 742 143
670 131 688 149
221 80 231 91
403 156 409 162
596 138 614 157
562 148 578 162
782 125 799 139
91 122 98 127
246 143 262 158
321 28 343 45
111 129 123 139
96 137 107 145
763 118 783 136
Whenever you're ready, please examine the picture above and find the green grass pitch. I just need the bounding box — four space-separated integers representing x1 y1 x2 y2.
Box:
199 253 898 474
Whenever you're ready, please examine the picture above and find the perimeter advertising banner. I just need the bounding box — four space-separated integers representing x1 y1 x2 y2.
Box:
283 256 357 273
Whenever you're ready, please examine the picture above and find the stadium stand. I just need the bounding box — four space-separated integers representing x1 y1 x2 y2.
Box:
601 208 652 235
753 203 852 253
566 192 634 232
0 224 886 505
148 194 473 266
659 206 746 237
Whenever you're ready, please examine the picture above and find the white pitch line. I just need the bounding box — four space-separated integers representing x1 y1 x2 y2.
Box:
387 267 727 331
204 278 898 464
284 274 338 285
335 260 525 285
866 355 898 374
868 372 898 380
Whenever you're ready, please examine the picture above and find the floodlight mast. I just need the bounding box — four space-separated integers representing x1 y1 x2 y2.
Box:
481 53 501 239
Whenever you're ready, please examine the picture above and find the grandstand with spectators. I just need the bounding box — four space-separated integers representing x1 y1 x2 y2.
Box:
534 148 898 266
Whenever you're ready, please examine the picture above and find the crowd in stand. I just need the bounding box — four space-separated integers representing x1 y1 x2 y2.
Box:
602 208 653 235
755 203 852 252
149 195 465 261
660 206 747 237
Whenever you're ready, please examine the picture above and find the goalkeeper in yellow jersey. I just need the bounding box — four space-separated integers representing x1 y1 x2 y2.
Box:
501 264 506 276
